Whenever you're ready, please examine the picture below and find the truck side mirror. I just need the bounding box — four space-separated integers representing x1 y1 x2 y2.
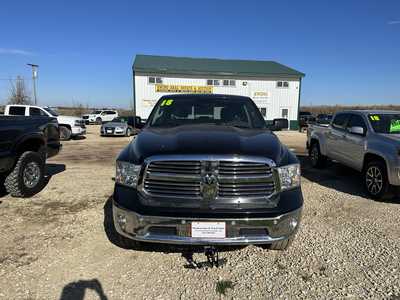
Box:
349 126 365 136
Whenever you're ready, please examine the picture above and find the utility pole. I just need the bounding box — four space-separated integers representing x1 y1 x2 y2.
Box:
27 63 39 105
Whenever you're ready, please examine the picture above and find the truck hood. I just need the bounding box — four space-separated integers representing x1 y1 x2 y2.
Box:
380 134 400 144
57 115 82 123
123 124 285 165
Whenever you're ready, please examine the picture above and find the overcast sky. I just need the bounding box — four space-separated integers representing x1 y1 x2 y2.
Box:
1 0 400 108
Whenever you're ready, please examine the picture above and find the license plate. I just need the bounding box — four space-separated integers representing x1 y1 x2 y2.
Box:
107 130 112 133
191 222 226 238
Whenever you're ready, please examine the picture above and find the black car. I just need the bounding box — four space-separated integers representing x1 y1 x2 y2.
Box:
0 116 61 197
299 111 316 129
316 113 333 125
112 94 303 250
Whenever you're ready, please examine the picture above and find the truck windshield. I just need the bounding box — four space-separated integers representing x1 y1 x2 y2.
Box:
369 114 400 134
148 97 266 129
43 107 59 116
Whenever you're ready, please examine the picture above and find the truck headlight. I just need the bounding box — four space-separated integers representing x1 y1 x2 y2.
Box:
115 161 141 188
276 164 301 191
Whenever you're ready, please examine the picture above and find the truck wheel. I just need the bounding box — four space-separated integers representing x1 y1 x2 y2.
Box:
269 236 294 251
5 151 45 198
0 173 7 195
59 126 72 141
364 161 389 199
309 142 327 168
96 117 102 125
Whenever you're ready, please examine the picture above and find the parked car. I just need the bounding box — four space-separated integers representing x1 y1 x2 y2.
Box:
316 113 333 125
112 94 303 250
100 116 144 137
307 110 400 199
82 110 118 124
299 111 316 131
0 115 61 197
4 105 86 141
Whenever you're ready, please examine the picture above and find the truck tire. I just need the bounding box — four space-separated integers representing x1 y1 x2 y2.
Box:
0 173 7 195
309 142 327 168
96 117 102 125
5 151 45 198
59 126 72 141
364 160 389 199
269 236 294 251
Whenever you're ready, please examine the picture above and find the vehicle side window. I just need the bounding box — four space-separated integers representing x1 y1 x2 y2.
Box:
8 106 26 115
106 111 116 115
29 107 46 116
332 114 349 130
347 114 367 133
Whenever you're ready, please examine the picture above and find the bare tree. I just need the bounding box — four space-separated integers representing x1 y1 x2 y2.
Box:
8 76 31 105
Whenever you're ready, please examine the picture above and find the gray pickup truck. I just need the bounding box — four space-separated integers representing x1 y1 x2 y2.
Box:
307 110 400 199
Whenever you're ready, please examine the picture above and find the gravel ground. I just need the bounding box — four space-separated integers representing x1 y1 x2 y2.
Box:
0 127 399 300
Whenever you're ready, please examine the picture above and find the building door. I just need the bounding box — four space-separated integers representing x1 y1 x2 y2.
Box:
281 107 290 129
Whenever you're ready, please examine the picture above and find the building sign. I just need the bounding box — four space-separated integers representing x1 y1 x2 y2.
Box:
253 91 270 98
155 84 213 94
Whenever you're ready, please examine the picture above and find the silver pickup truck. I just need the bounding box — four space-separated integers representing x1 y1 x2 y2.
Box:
307 110 400 199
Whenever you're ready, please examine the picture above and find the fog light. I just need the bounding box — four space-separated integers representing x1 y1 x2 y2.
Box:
117 214 127 231
289 218 298 230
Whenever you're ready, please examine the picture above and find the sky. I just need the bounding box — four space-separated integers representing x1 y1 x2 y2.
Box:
0 0 399 108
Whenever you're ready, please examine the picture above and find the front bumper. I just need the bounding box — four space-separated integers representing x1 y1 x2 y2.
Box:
112 201 302 245
71 127 86 136
101 128 126 136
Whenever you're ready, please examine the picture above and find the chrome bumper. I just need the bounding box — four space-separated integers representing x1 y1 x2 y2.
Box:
112 201 302 245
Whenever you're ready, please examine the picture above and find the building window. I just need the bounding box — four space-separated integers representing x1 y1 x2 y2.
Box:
148 76 162 84
207 79 235 86
277 81 289 88
223 79 236 87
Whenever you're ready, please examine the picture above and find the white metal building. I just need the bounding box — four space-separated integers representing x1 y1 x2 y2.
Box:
132 55 305 129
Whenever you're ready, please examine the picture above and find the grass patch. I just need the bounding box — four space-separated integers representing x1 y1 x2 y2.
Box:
216 280 234 296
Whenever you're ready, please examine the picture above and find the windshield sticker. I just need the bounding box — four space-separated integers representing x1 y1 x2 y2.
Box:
161 99 174 106
370 115 380 121
390 120 400 133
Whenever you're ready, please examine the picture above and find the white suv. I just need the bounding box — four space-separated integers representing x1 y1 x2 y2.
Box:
4 105 86 141
82 110 118 124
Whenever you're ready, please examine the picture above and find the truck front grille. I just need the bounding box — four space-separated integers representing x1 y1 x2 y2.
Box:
142 158 276 200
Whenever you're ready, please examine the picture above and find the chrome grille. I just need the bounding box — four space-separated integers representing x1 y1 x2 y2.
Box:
144 161 201 198
142 157 276 200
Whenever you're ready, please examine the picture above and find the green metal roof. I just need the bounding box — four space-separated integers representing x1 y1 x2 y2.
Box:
133 55 305 78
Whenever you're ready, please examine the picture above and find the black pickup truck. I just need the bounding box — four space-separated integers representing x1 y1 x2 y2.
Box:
0 116 61 197
112 94 303 250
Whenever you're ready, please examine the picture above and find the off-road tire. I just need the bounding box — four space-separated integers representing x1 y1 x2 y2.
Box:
0 173 8 195
5 151 45 198
269 236 294 251
59 126 72 141
96 117 102 125
309 142 327 168
364 160 389 200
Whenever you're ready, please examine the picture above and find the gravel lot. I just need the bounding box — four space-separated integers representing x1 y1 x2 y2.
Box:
0 126 399 299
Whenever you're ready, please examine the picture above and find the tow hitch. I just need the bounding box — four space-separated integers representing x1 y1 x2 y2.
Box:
182 246 221 268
